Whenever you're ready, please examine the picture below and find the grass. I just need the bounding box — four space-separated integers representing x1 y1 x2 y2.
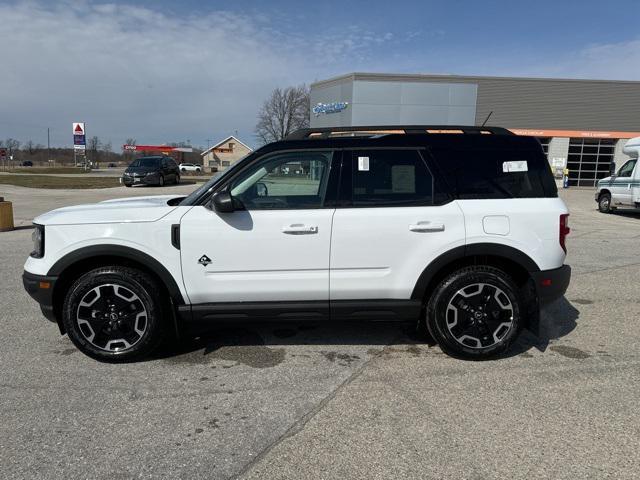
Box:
5 167 92 174
0 175 120 189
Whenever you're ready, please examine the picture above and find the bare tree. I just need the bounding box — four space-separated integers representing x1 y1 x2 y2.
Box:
87 136 100 162
24 140 36 155
255 85 310 144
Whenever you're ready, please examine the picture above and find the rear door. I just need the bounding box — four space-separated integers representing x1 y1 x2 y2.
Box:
329 148 465 301
180 150 337 304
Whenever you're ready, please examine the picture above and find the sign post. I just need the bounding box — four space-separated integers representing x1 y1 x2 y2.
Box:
73 123 86 169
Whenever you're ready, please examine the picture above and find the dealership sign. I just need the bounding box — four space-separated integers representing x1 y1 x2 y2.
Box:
313 101 349 116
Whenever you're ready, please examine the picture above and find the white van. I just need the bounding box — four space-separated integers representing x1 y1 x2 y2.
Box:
596 136 640 213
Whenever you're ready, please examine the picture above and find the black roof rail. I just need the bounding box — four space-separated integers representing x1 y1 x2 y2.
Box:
285 125 515 140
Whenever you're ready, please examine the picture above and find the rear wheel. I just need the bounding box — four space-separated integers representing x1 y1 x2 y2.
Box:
62 266 167 362
158 175 164 187
426 266 522 359
598 193 612 213
174 174 180 185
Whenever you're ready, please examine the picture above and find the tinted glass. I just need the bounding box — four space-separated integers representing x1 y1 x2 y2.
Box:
429 147 556 199
230 151 333 209
130 158 160 168
617 160 636 177
349 150 433 206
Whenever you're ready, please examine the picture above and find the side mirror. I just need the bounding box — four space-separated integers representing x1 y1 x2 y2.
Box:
210 191 235 213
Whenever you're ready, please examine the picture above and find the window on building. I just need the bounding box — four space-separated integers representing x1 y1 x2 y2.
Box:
228 142 235 150
536 137 551 158
222 161 230 167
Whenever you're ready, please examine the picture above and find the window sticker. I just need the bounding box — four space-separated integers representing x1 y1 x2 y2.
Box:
391 165 416 193
358 156 370 171
502 160 528 173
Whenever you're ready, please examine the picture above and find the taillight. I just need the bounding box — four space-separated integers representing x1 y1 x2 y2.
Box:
559 214 570 253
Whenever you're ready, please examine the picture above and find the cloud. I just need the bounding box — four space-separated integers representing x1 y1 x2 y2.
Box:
0 1 398 148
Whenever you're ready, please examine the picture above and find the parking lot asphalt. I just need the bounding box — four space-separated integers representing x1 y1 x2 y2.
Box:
1 185 639 479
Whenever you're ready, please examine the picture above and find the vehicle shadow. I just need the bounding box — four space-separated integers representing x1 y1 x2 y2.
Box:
152 298 578 363
152 320 428 364
505 296 580 357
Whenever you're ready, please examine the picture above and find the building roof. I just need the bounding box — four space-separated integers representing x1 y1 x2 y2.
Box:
311 72 640 89
200 135 253 156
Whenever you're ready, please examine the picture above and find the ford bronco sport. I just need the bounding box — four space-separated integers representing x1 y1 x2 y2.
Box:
23 126 571 361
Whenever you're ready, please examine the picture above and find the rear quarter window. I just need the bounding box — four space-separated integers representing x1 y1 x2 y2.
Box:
428 147 557 199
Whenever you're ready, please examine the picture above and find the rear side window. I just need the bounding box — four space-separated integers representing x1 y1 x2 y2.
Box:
429 147 557 199
348 150 433 206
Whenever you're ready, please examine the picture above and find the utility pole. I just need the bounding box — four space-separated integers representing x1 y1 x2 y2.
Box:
47 128 51 165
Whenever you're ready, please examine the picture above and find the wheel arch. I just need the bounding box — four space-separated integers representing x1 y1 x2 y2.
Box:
411 243 540 302
598 189 611 199
48 245 185 333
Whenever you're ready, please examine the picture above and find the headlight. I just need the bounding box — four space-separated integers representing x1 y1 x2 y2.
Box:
123 172 131 176
31 224 45 258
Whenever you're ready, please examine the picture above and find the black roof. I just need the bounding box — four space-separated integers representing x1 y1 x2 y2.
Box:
285 125 513 140
253 125 540 157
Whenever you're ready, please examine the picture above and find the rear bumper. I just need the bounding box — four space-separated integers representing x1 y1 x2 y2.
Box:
23 270 58 323
531 265 571 305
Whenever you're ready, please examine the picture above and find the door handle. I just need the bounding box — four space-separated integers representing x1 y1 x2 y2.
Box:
409 222 445 232
282 224 318 234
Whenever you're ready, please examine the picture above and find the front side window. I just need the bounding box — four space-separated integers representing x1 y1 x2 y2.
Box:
617 160 636 178
230 151 333 210
349 150 433 206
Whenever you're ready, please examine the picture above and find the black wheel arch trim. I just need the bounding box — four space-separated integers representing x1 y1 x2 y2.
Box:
47 244 185 304
411 243 540 300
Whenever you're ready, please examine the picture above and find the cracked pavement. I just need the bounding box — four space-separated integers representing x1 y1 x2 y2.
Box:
1 185 639 479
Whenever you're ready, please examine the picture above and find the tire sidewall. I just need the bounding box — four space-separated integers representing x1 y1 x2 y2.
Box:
427 267 522 359
598 194 611 213
62 268 164 362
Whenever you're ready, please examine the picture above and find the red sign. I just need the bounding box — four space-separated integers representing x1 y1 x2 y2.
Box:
0 148 6 159
122 145 193 153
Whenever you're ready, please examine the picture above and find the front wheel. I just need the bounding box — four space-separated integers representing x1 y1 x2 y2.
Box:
598 193 612 213
62 266 167 362
426 266 522 359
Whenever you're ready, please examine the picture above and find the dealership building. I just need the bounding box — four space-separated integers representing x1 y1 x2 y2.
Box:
310 73 640 186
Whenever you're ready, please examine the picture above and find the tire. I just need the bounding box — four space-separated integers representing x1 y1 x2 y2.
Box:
598 193 612 213
62 266 167 362
158 175 164 187
181 168 186 172
196 168 201 173
175 174 180 185
125 184 132 188
425 266 522 359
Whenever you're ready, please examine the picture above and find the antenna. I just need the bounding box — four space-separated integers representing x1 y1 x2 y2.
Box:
481 111 493 127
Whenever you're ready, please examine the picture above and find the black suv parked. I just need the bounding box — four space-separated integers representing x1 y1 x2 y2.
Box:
122 156 180 187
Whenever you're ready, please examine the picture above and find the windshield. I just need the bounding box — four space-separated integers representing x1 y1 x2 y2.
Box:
129 158 160 168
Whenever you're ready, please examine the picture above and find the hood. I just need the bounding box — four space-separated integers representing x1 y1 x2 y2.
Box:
34 195 184 226
598 176 612 185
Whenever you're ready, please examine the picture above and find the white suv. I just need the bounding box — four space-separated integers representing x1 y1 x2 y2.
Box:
23 126 571 361
179 163 202 173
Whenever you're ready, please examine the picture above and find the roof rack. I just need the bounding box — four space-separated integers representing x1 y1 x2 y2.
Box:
285 125 514 140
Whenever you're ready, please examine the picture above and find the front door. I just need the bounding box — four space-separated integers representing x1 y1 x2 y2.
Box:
180 150 336 304
611 159 637 206
329 149 465 301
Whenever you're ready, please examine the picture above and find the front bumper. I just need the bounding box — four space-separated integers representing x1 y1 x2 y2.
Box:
23 270 58 323
531 265 571 305
122 174 159 186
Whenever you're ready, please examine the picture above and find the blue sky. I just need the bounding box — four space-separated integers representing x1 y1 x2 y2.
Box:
0 0 639 149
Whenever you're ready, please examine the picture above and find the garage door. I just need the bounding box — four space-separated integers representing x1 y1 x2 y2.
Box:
567 138 615 187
